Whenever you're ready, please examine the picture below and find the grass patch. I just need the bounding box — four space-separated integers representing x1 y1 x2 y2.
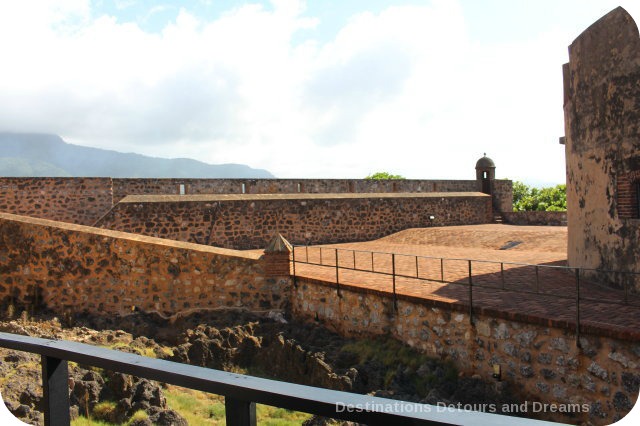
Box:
71 417 113 426
164 385 312 425
91 401 116 422
165 386 226 426
128 410 149 423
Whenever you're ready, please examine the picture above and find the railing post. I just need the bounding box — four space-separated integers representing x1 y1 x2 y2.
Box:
335 249 341 297
319 247 323 265
292 246 297 288
42 355 70 426
225 397 257 426
440 258 444 282
500 262 505 289
468 260 473 325
575 268 581 348
353 250 356 270
392 253 398 312
371 251 375 272
415 256 419 278
305 245 309 263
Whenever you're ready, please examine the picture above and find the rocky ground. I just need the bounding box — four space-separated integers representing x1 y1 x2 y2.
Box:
0 306 521 425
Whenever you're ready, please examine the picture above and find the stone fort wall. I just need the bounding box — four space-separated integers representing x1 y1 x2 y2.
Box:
293 277 640 425
0 178 113 226
503 211 567 226
0 212 289 315
0 177 513 227
94 192 492 249
0 211 634 424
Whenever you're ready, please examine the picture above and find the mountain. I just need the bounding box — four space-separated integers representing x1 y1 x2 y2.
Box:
0 133 274 178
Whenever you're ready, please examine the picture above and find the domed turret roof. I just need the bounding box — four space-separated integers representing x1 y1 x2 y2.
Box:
475 153 495 169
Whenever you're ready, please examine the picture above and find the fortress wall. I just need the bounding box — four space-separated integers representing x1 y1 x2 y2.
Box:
491 179 514 214
111 178 482 202
503 211 567 226
0 177 113 225
292 277 640 425
0 178 510 229
0 212 289 316
96 193 492 249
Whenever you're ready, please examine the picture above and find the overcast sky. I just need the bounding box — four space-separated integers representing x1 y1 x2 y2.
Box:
1 0 639 185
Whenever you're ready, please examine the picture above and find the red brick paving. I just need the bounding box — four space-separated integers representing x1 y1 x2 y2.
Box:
291 225 640 339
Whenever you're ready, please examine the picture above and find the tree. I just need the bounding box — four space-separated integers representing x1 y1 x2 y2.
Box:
364 172 406 180
512 181 566 211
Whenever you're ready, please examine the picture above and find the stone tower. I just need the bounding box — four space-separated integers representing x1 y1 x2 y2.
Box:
562 7 640 289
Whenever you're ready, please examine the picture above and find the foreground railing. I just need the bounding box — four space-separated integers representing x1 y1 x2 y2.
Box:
0 332 560 426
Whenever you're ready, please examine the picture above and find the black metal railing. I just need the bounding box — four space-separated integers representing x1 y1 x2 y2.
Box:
0 332 559 426
292 246 640 342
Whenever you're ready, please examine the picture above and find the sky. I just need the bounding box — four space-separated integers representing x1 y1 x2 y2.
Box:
1 1 639 185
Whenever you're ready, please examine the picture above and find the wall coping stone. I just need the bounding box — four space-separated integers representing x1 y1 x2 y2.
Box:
119 192 491 203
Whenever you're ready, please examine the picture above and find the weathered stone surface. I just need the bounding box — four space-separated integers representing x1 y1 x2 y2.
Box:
587 361 609 381
562 6 640 290
0 213 290 316
95 193 493 250
292 278 640 425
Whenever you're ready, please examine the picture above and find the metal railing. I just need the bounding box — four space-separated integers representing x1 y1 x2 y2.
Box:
292 245 640 342
0 332 559 426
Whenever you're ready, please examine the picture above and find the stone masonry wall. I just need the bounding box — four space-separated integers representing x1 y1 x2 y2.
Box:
292 277 640 425
112 178 481 202
0 177 511 228
96 193 492 250
0 212 289 316
0 178 113 225
503 211 567 226
491 179 514 214
562 7 640 289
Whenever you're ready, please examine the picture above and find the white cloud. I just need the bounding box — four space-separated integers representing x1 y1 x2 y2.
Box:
1 0 632 182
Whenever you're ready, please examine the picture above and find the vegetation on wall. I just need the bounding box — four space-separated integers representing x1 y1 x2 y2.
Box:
364 171 406 180
513 181 567 211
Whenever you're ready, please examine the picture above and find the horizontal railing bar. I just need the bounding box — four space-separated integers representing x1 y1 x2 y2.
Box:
0 332 558 426
294 260 640 309
292 245 640 276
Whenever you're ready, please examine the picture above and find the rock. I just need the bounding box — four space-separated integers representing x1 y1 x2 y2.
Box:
234 335 261 365
613 392 632 411
104 371 134 399
493 323 509 340
112 398 133 424
540 368 556 380
621 372 640 394
130 379 166 413
148 409 188 426
537 353 552 365
514 330 537 347
587 361 608 381
549 337 570 354
19 383 41 409
519 366 534 378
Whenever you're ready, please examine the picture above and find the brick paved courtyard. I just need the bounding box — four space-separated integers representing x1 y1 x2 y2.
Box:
291 225 640 337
